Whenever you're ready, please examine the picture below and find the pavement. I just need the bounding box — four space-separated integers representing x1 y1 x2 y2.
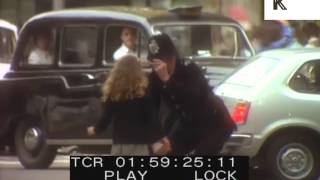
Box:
0 169 69 180
0 155 69 180
0 155 70 169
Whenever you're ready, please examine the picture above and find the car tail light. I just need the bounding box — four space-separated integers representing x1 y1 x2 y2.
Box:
232 101 250 125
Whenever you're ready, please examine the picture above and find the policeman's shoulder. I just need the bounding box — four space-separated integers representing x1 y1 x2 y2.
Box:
183 60 203 75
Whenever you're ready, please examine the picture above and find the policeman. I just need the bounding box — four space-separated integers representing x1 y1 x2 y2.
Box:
148 33 236 155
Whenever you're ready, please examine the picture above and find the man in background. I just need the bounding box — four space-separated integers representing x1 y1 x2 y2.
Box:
113 27 137 61
28 29 53 65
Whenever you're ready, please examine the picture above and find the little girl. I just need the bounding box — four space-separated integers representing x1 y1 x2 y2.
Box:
87 55 160 155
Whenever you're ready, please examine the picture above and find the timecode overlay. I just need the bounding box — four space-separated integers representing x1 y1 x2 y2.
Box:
70 156 249 180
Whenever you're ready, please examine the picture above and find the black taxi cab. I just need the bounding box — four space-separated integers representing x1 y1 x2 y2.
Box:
0 6 254 168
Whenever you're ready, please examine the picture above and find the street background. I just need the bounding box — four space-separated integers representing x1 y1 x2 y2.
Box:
0 0 262 29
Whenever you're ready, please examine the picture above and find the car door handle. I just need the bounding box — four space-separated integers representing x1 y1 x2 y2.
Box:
201 66 207 73
82 73 95 80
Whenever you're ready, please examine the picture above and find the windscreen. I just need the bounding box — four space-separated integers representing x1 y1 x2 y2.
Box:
154 24 253 59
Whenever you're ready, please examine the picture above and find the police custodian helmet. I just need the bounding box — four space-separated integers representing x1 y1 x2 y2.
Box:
147 33 179 61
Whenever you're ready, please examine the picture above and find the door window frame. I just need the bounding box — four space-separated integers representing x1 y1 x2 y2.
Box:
102 23 149 66
288 59 320 94
58 24 99 68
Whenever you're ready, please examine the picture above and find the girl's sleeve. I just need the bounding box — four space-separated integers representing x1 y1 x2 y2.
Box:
94 101 113 134
144 93 163 142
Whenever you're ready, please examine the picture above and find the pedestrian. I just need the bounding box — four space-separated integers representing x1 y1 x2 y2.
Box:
113 27 137 61
28 29 53 65
252 21 300 52
302 22 320 48
148 33 236 155
87 55 160 155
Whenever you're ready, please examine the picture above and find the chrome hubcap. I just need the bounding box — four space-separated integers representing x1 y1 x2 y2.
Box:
277 143 313 179
24 127 41 151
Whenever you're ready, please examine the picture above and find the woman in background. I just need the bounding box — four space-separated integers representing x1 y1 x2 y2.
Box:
302 22 320 48
87 55 160 155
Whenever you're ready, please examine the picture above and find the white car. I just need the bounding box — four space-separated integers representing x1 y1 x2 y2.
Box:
217 49 320 180
0 19 17 77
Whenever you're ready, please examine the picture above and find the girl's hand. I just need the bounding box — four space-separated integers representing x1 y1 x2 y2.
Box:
151 59 170 82
87 126 96 136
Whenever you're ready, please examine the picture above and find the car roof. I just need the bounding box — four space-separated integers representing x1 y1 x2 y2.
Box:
0 19 18 36
26 6 238 25
258 48 320 63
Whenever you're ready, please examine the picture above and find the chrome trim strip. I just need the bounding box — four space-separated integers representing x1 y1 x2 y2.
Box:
47 139 112 145
225 134 253 147
9 68 109 73
230 134 252 139
2 76 96 90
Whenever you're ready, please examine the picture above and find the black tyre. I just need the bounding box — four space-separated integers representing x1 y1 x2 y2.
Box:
265 133 320 180
14 118 57 169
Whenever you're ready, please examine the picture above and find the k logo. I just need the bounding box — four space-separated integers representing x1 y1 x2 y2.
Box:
273 0 287 10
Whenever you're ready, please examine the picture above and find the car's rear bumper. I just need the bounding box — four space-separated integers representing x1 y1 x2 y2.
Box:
221 133 262 158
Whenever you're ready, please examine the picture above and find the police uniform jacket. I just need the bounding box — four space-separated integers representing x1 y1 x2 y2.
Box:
149 60 236 155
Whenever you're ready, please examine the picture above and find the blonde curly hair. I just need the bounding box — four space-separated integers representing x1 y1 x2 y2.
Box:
102 55 149 102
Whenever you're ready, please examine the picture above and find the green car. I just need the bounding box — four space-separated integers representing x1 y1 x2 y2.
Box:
216 48 320 180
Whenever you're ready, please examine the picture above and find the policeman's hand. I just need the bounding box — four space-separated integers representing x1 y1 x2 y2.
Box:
87 126 96 136
152 142 169 155
152 137 172 155
161 137 172 154
151 141 164 154
151 59 170 82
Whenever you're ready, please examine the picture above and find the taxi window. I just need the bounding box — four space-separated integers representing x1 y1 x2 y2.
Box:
104 25 148 63
60 26 98 66
0 28 16 63
23 28 56 66
155 25 252 59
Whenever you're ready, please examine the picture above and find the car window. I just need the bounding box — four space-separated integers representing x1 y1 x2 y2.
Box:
289 60 320 93
225 56 280 86
104 25 148 63
60 26 98 66
0 28 16 63
154 24 253 59
23 28 56 66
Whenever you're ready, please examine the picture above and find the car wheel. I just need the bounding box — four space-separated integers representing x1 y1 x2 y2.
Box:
14 118 57 169
266 133 320 180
